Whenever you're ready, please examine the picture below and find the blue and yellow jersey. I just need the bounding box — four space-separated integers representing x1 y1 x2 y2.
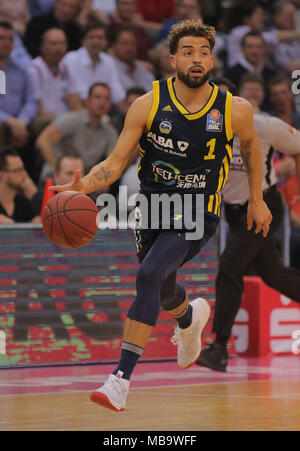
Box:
138 77 234 217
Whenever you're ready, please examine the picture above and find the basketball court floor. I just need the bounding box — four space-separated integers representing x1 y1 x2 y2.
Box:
1 356 300 431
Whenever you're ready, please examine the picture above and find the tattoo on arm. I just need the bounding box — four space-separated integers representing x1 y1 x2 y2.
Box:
240 139 252 174
89 167 113 189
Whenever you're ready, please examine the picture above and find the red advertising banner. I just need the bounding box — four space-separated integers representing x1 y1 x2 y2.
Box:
233 276 300 356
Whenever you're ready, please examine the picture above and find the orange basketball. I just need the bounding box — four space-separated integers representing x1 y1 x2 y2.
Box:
41 191 98 248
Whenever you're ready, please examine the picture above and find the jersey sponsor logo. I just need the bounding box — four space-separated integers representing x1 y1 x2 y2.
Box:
146 132 189 157
162 105 173 112
206 109 223 132
177 141 189 152
153 161 179 185
152 160 207 189
159 120 172 135
210 109 220 119
229 154 246 172
147 131 174 149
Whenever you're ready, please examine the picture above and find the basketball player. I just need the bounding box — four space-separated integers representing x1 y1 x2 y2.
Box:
197 76 300 372
50 20 272 411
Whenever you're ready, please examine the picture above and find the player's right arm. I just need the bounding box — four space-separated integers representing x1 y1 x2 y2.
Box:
49 92 153 194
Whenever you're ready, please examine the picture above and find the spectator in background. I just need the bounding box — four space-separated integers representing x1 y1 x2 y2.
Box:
0 22 37 149
211 76 237 96
109 86 146 198
227 2 277 67
133 0 177 40
29 0 55 17
64 23 126 104
227 1 300 68
111 86 146 134
11 32 32 68
110 27 155 93
37 83 118 180
31 153 84 215
0 147 40 224
29 28 82 136
267 76 300 128
0 0 31 36
288 0 300 7
23 0 82 57
93 0 115 16
156 0 202 43
200 0 223 28
237 73 267 113
154 0 226 71
225 31 277 89
107 0 152 61
149 39 175 80
75 0 110 27
271 1 300 74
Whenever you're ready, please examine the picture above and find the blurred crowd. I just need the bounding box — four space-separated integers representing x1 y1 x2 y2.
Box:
0 0 300 266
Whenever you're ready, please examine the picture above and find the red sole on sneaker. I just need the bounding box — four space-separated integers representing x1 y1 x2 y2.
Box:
90 391 125 412
181 351 201 369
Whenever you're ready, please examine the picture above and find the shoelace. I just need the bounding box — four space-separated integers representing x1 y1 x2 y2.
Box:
171 325 194 346
105 375 128 397
171 327 181 346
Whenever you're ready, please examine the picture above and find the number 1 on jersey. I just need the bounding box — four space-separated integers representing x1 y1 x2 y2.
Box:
204 138 216 160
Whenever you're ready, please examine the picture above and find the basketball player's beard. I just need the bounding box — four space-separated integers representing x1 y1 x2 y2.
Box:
177 68 212 89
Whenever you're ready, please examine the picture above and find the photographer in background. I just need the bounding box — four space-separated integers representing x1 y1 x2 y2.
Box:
0 147 40 224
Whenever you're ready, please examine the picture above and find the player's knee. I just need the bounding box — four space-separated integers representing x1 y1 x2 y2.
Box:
136 263 162 289
127 300 159 327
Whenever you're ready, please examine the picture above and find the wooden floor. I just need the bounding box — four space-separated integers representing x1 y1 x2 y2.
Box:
1 359 300 431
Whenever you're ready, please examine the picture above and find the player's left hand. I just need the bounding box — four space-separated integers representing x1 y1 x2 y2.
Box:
49 169 84 193
247 200 273 238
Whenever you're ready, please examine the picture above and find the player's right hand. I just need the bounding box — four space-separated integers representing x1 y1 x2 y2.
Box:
48 169 85 193
247 199 272 238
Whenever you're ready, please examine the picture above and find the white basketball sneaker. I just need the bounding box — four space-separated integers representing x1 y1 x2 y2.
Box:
90 371 130 412
171 298 210 369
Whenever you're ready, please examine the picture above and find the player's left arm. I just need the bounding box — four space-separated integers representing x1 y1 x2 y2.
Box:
231 96 272 237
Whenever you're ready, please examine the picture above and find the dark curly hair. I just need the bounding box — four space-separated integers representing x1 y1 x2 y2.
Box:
168 19 216 55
